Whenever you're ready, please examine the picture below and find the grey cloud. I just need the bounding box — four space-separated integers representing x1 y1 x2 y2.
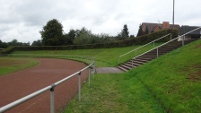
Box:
1 0 201 43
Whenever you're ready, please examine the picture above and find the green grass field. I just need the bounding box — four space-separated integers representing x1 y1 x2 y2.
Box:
63 39 201 113
0 57 38 76
11 43 161 67
1 39 201 112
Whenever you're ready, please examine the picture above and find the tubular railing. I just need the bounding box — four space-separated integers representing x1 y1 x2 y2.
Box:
131 27 201 66
118 33 172 64
0 60 96 113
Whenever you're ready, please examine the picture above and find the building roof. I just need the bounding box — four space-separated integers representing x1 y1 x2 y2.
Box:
142 22 180 33
179 25 201 35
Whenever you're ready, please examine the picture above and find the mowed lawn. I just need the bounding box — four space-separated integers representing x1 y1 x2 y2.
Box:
11 43 160 67
64 39 201 113
0 57 38 76
2 40 201 112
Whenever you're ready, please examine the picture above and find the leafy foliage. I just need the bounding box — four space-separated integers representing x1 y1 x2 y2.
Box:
0 39 8 48
137 24 144 37
116 24 130 40
0 39 30 49
2 29 178 55
121 24 129 39
40 19 63 46
32 40 43 46
73 28 95 45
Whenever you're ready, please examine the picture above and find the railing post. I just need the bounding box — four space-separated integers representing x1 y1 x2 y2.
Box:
153 41 155 47
88 67 91 87
157 48 159 57
93 63 95 78
50 84 55 113
78 72 81 101
118 57 119 64
182 36 185 46
135 49 137 57
200 29 201 38
170 34 172 40
94 62 96 74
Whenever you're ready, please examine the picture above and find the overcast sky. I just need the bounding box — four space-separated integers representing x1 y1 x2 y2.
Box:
0 0 201 43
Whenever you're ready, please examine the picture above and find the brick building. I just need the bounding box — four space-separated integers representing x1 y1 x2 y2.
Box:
141 21 180 34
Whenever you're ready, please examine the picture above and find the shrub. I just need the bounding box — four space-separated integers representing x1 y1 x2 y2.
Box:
1 46 15 54
2 29 178 54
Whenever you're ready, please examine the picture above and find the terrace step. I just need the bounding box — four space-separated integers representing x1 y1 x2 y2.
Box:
117 39 198 72
133 59 150 63
117 66 129 72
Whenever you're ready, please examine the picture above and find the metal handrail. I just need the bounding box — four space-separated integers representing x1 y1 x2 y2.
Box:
132 27 201 61
118 33 172 63
0 60 95 113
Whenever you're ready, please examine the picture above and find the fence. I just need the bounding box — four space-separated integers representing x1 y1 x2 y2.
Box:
118 33 172 64
0 58 96 113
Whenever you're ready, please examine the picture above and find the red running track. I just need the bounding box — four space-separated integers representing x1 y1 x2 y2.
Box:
0 58 88 113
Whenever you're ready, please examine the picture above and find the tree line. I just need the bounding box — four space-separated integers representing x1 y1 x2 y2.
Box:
0 19 136 48
34 19 135 46
0 39 30 48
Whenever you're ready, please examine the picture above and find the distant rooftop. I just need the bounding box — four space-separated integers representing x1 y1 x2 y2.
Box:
142 22 180 33
179 25 201 35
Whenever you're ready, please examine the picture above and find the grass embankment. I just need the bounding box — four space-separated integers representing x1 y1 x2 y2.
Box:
64 39 201 112
0 57 38 76
64 74 165 113
11 43 161 67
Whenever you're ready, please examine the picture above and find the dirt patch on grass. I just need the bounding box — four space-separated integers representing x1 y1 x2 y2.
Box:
195 44 201 48
185 64 201 81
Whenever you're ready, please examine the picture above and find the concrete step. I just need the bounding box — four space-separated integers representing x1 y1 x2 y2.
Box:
135 57 153 61
117 66 128 72
124 63 136 68
120 64 132 70
134 58 151 62
130 60 146 65
126 62 142 67
141 54 157 58
147 51 168 55
117 39 198 72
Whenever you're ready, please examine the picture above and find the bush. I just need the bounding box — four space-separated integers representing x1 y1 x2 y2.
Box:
2 29 178 54
1 46 15 54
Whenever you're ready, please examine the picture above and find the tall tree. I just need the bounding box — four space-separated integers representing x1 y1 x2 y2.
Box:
73 27 93 45
0 40 7 48
121 24 129 39
137 24 149 37
137 24 143 37
117 24 129 40
32 40 43 46
130 35 135 38
67 29 76 45
40 19 63 46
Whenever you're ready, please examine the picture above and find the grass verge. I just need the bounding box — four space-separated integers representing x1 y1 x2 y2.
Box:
0 57 39 76
11 43 161 67
130 39 201 112
63 74 165 113
64 39 201 112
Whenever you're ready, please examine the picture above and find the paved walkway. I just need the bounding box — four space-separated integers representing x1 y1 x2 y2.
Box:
96 67 123 74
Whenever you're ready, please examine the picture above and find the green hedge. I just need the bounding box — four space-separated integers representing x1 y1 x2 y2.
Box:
1 46 15 54
1 29 178 54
